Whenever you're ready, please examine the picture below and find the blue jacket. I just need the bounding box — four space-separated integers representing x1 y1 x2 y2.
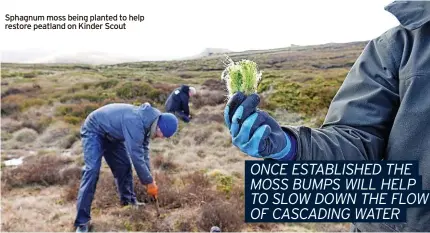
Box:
165 85 190 115
283 1 430 231
82 103 160 185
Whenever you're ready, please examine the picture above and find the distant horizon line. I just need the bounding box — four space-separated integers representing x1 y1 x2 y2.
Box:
0 40 369 65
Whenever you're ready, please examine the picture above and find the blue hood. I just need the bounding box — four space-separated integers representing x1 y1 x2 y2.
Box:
385 1 430 30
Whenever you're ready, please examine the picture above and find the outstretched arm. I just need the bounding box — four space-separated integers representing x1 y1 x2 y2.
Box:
122 114 153 184
142 135 151 171
286 34 400 161
225 33 400 162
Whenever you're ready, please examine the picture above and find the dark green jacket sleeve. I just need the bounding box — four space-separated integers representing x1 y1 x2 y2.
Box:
283 33 400 161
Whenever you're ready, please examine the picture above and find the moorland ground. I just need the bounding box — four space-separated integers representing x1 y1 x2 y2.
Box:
1 41 367 231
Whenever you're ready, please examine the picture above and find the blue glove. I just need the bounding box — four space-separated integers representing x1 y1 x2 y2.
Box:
224 92 297 161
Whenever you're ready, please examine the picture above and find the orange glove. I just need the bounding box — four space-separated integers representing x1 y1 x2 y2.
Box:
147 181 158 198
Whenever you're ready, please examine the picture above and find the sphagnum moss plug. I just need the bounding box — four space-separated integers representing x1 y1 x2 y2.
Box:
221 56 262 98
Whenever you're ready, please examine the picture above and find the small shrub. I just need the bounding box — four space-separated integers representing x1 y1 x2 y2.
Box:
21 98 45 110
183 171 211 188
38 122 72 147
174 218 198 232
150 82 176 94
59 165 82 183
152 155 178 171
63 116 82 125
1 70 21 78
60 93 104 103
55 102 100 121
65 171 119 208
193 113 224 124
1 94 26 115
202 79 226 91
134 172 183 209
13 128 38 143
180 171 215 206
198 200 243 232
265 76 344 116
2 131 13 141
110 206 174 232
197 150 206 158
1 84 41 98
2 155 74 189
191 90 227 109
23 73 37 79
96 79 119 89
1 118 23 133
116 82 161 100
59 130 81 149
1 103 20 116
215 174 233 195
64 179 81 202
71 140 83 155
21 116 53 134
177 72 193 79
93 172 121 208
1 87 23 98
194 130 212 144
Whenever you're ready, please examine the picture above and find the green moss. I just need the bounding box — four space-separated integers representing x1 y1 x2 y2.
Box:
116 82 161 100
215 173 234 195
222 57 262 97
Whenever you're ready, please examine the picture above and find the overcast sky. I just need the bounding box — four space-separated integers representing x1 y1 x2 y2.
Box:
1 0 400 61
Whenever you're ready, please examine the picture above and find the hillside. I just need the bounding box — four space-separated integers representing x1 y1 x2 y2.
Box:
1 41 367 232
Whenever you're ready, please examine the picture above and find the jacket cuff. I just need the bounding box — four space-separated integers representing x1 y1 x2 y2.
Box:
274 130 297 161
281 125 307 161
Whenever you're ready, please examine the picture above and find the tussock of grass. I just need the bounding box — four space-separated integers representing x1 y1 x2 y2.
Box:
13 128 38 143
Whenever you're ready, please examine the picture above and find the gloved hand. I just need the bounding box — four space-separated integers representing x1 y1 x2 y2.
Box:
224 92 297 161
147 181 158 198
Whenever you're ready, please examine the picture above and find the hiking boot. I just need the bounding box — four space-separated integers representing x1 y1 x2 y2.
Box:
210 226 221 232
76 223 90 232
131 201 146 209
122 200 146 209
211 226 221 232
